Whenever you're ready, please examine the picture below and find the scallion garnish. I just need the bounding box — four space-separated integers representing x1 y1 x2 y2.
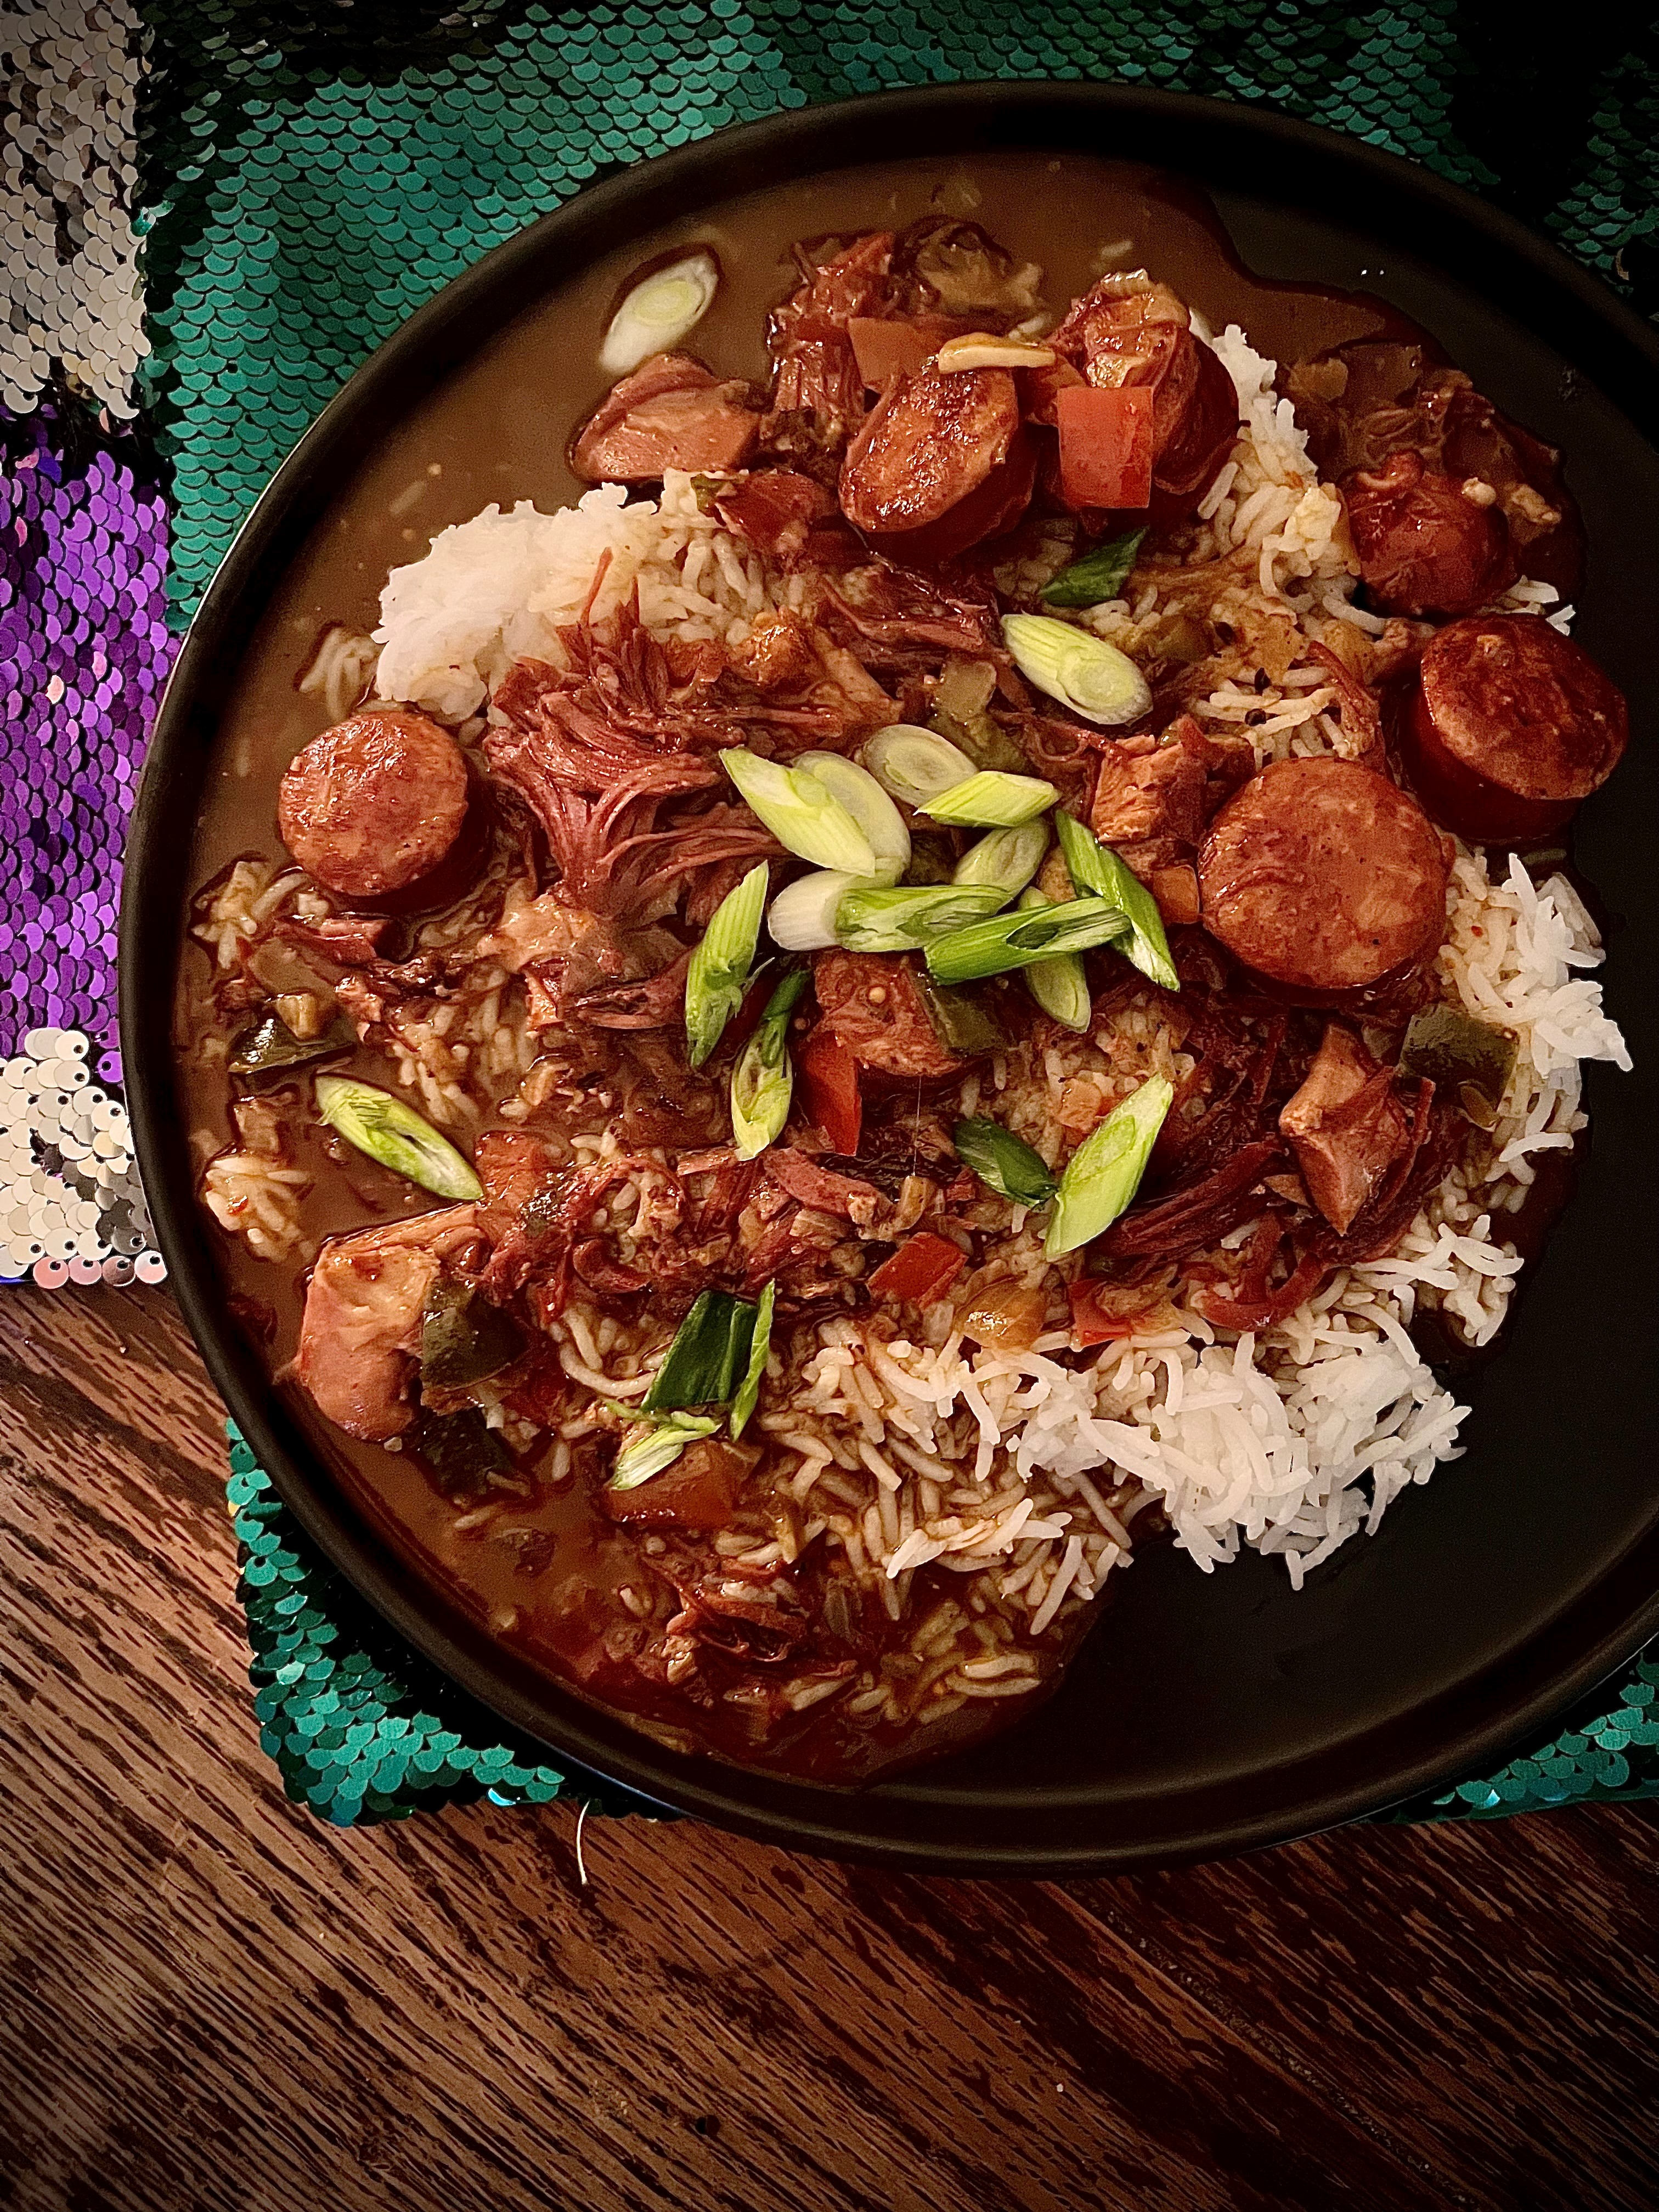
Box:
729 1277 775 1440
1054 811 1179 991
793 751 909 884
953 1117 1059 1207
600 250 719 376
834 882 1007 954
314 1075 483 1201
1038 528 1147 610
924 895 1130 986
769 869 863 952
1001 613 1152 727
1044 1075 1174 1256
642 1290 759 1413
860 724 978 807
684 860 769 1068
951 820 1050 899
1015 887 1092 1031
731 965 809 1160
610 1413 721 1491
720 747 878 875
920 770 1059 828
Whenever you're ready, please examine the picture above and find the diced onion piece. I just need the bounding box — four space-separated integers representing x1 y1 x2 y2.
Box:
834 883 1007 954
684 860 769 1068
1001 614 1152 727
952 820 1049 896
921 770 1059 827
769 870 862 952
729 1278 776 1440
953 1116 1058 1206
731 966 809 1161
1045 1075 1174 1257
924 895 1129 985
794 750 909 884
314 1075 482 1201
610 1414 721 1492
1054 810 1178 990
1016 887 1092 1031
935 331 1057 371
1039 527 1147 610
860 724 977 806
599 250 720 376
721 747 878 875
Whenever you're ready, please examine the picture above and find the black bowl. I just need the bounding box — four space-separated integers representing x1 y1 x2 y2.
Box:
121 83 1659 1873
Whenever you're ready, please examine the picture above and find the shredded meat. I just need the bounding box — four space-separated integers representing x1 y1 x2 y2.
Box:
1279 1022 1411 1235
292 1207 482 1440
760 233 894 477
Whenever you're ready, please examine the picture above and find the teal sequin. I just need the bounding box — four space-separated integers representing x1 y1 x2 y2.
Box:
138 4 1659 1824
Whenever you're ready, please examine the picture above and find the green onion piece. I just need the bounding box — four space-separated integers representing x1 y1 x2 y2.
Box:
314 1075 483 1200
769 870 862 952
720 747 878 876
924 896 1129 986
1039 528 1148 610
834 882 1007 953
860 723 978 806
1016 888 1092 1031
921 770 1059 827
729 1277 775 1440
1001 613 1152 727
600 250 719 376
1045 1075 1175 1257
684 860 769 1068
953 1116 1059 1206
794 751 909 884
1054 811 1179 991
610 1414 721 1492
952 820 1051 898
731 965 810 1160
642 1290 759 1412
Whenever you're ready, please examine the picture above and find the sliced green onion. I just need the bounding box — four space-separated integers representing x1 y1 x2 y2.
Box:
925 896 1130 986
314 1075 483 1200
731 965 809 1160
721 747 878 876
1045 1075 1174 1257
1039 528 1147 609
769 870 860 952
684 860 768 1068
600 249 720 376
610 1413 721 1491
952 820 1050 898
860 723 977 806
1054 810 1179 991
834 883 1007 954
953 1117 1058 1206
794 751 909 884
1002 613 1152 727
729 1277 775 1440
1017 887 1092 1031
642 1290 759 1413
921 770 1059 827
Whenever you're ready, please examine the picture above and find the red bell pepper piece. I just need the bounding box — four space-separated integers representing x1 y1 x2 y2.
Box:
868 1231 967 1307
1056 383 1154 511
1068 1278 1152 1346
796 1025 862 1155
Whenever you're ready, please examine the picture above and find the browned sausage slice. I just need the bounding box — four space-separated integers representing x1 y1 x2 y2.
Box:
813 950 963 1078
839 365 1021 538
1404 613 1628 842
1341 449 1515 617
1199 757 1448 991
278 709 470 901
571 351 760 482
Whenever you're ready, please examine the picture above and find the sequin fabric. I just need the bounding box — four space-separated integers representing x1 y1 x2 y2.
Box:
3 0 1657 1822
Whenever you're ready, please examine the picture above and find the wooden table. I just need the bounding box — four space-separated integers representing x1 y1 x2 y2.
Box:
4 1280 1656 2212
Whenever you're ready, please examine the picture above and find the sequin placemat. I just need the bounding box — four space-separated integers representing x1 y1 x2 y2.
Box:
4 0 1659 1825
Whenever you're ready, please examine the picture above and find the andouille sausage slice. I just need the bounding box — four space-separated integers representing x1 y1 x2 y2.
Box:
1199 757 1448 992
278 709 470 901
1341 448 1515 617
1403 613 1629 842
839 364 1024 546
571 351 759 482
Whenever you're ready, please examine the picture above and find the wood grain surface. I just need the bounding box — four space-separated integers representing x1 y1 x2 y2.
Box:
2 1279 1656 2212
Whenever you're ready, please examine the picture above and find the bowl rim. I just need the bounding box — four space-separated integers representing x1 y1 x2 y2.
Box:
121 80 1659 1872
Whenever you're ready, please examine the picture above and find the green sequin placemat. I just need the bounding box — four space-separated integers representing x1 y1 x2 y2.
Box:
144 1 1659 1826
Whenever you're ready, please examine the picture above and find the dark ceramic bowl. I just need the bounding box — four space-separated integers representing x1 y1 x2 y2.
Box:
121 83 1659 1873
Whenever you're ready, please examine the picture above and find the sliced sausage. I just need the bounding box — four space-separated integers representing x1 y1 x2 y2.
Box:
571 351 759 482
1403 613 1628 842
1199 757 1448 992
812 950 962 1079
1341 449 1515 617
839 365 1024 549
277 709 470 901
